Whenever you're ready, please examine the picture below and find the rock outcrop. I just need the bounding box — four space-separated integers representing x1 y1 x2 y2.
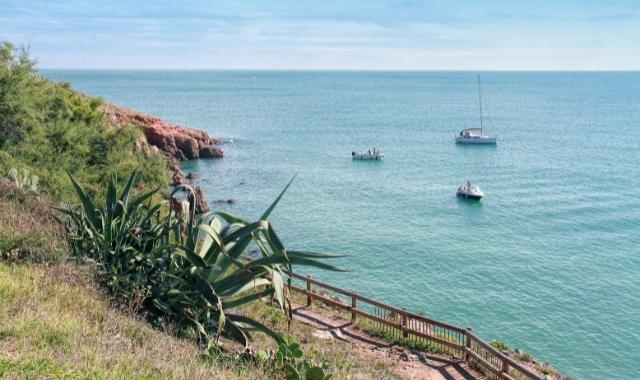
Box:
99 101 222 210
100 102 222 161
199 145 224 158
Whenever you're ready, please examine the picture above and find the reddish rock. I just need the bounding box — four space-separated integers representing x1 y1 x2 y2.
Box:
193 186 209 213
99 101 221 161
174 134 200 159
199 145 224 158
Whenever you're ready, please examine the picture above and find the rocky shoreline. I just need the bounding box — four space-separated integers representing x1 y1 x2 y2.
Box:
99 101 222 211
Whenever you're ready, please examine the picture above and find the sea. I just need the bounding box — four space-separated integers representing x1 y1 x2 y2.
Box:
43 70 640 380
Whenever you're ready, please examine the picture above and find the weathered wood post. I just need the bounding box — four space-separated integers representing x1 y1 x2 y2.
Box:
402 308 408 338
501 358 509 376
351 293 357 323
306 275 312 307
465 327 472 361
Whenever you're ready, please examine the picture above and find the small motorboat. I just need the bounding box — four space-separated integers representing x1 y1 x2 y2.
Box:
352 148 384 160
457 181 484 200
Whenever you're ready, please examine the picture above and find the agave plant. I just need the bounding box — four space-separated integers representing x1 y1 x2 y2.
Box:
149 177 344 346
56 172 170 303
59 171 344 348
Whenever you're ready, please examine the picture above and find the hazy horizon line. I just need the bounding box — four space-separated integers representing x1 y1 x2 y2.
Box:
40 67 640 72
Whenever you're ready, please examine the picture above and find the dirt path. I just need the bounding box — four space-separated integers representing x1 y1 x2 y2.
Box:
292 304 486 380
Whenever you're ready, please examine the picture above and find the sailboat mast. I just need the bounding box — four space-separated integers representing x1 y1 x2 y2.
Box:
478 75 483 134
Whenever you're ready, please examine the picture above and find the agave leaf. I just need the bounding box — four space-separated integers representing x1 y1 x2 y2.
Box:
287 250 347 259
221 318 248 347
222 221 266 245
260 175 296 221
197 224 224 258
213 211 248 225
172 247 207 268
218 277 272 297
271 269 285 309
227 314 285 345
106 174 117 218
248 256 345 272
193 275 221 306
221 288 275 310
67 171 99 228
127 187 159 215
119 171 138 204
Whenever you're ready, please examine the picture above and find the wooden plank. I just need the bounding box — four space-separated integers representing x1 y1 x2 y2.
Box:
408 329 465 351
352 308 404 330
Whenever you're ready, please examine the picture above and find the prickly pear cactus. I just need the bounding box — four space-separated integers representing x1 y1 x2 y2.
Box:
6 168 39 194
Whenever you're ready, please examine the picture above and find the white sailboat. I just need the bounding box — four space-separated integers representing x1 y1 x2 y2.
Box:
456 76 497 145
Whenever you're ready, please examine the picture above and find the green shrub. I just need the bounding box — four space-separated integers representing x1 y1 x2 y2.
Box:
490 339 511 352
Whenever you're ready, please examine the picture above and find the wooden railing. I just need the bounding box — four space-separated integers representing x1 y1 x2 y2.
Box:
289 273 544 380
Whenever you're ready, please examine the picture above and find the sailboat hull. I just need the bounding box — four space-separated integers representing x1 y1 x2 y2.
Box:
455 136 496 144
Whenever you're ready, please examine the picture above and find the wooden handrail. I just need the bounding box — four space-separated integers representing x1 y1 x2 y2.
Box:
290 273 545 380
290 272 466 334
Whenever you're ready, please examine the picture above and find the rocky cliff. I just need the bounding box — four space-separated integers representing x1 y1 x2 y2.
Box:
99 101 222 211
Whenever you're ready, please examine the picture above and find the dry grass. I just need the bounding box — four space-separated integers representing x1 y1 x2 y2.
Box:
0 179 66 263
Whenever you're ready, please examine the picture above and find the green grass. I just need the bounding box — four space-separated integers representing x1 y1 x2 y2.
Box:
490 339 512 352
0 262 273 380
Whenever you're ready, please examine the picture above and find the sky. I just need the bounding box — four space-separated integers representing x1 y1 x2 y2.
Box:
1 0 639 70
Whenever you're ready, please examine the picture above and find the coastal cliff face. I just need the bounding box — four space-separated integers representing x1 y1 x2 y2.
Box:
98 102 222 211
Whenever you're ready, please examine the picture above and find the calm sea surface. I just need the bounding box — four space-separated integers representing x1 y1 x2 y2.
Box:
44 70 640 379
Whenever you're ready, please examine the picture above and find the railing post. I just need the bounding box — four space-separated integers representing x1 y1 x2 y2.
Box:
402 308 408 338
351 294 357 323
465 327 472 361
501 358 509 376
306 275 312 307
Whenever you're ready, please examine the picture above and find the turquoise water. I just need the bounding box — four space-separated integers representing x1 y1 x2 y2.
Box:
44 70 640 379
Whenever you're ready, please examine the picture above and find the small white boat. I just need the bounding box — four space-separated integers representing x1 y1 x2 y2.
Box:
457 181 484 200
456 76 497 145
352 148 384 160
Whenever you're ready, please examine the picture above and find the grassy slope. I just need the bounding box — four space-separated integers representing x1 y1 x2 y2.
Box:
0 262 249 380
0 187 399 379
0 262 400 380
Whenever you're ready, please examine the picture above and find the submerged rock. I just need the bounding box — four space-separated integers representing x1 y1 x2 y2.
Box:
214 199 236 204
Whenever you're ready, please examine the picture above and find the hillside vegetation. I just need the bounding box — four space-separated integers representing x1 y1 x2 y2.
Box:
0 42 168 200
